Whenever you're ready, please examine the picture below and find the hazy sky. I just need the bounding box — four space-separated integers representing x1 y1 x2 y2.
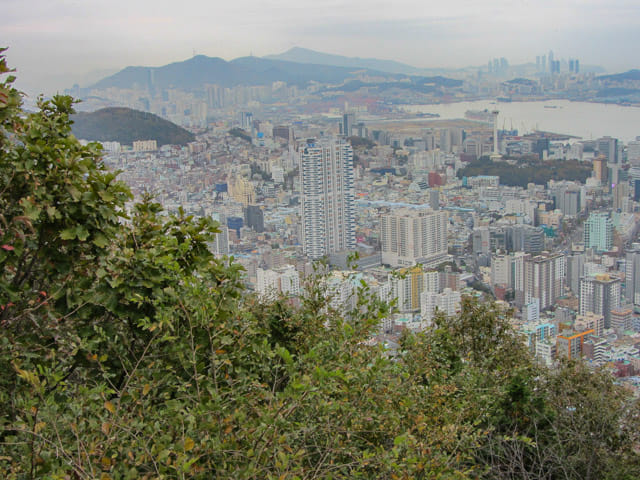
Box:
4 0 640 95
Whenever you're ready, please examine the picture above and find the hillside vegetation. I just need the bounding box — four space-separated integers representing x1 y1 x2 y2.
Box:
2 50 639 479
458 156 593 187
597 69 640 82
72 107 195 146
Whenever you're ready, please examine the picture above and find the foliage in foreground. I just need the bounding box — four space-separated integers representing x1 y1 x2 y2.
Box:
1 51 640 479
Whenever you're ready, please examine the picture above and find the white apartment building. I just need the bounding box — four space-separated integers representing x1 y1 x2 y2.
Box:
504 199 536 220
101 141 121 153
575 312 605 338
491 251 528 305
467 175 499 188
524 252 566 310
523 298 540 323
579 273 621 329
132 139 158 152
423 270 440 293
491 253 512 287
300 139 355 259
256 265 300 301
535 339 557 367
625 244 640 307
210 225 229 256
420 288 461 327
380 207 448 268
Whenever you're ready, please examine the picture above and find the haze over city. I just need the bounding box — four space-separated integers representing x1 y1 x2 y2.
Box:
4 0 640 95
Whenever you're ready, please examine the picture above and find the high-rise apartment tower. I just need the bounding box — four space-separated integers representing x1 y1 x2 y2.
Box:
300 138 356 259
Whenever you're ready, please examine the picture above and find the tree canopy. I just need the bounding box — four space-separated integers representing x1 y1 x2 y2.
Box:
71 107 196 146
228 127 252 142
2 49 640 479
458 156 592 187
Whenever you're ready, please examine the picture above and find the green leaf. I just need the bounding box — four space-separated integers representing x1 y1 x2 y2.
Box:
99 190 115 202
276 346 293 365
184 437 195 452
394 435 407 447
20 198 41 220
67 185 81 201
75 226 89 241
46 205 58 219
60 228 77 240
93 233 109 248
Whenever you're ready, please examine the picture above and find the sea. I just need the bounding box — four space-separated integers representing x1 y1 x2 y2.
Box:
401 100 640 143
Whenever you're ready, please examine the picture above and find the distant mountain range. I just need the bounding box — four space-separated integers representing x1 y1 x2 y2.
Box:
90 55 397 91
264 47 437 76
597 69 640 82
87 47 474 93
72 108 195 146
84 47 613 99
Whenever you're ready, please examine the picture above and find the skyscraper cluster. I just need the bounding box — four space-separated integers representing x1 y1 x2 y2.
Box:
535 50 577 74
487 57 509 75
568 58 580 74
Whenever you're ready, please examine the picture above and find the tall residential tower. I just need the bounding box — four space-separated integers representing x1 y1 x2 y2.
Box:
584 212 613 252
579 273 622 328
300 138 356 259
625 244 640 309
523 252 566 310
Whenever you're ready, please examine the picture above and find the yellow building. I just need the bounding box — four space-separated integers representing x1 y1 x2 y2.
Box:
229 175 255 206
592 155 608 184
391 266 426 312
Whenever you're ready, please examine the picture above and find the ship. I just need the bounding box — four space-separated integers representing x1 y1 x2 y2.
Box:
464 109 494 123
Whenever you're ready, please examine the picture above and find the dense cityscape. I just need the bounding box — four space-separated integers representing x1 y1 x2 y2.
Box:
63 47 640 391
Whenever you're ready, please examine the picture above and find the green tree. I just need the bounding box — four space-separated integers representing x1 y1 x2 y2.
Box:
408 298 640 479
228 127 252 142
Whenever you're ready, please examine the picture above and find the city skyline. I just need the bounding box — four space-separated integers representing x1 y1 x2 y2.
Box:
4 0 640 95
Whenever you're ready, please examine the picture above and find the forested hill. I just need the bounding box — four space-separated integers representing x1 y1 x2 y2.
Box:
458 156 592 187
597 69 640 82
89 54 388 90
71 107 195 146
